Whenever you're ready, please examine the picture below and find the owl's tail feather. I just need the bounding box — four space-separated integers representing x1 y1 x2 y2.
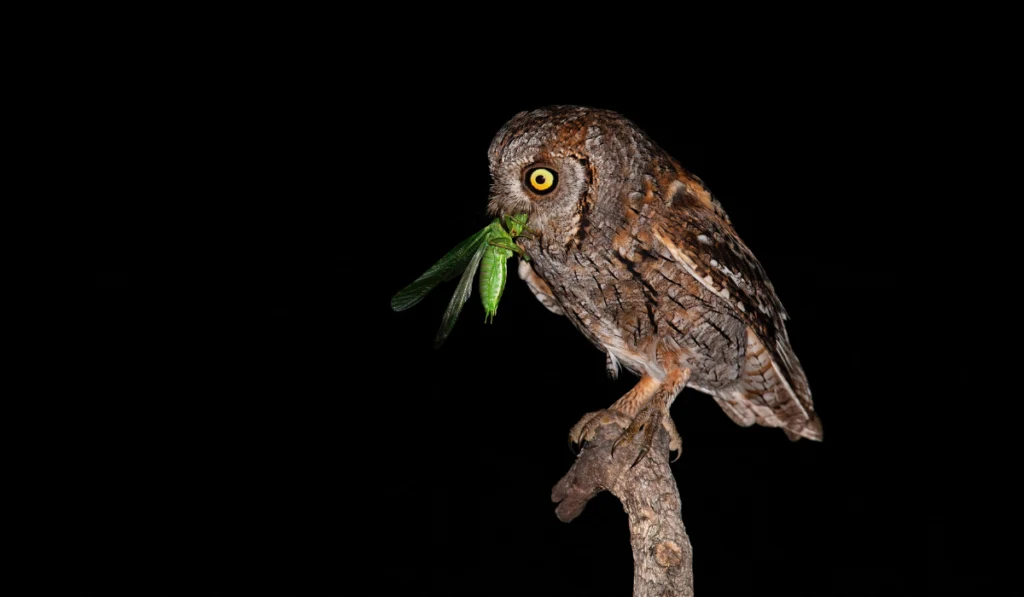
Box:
714 328 823 441
783 412 823 441
771 330 823 442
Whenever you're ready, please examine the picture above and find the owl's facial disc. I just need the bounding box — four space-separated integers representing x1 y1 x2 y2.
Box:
488 157 589 236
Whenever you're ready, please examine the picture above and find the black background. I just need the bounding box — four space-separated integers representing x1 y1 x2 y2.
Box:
77 43 1015 596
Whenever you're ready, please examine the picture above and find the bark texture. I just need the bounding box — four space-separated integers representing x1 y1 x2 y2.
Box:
552 425 694 597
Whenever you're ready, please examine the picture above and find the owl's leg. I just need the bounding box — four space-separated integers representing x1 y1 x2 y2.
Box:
518 260 563 316
605 351 621 380
569 375 660 451
612 368 691 466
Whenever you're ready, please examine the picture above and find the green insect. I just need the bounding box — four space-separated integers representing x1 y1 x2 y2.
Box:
391 214 532 348
478 213 529 323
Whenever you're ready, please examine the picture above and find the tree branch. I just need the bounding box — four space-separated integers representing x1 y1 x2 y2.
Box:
552 425 694 597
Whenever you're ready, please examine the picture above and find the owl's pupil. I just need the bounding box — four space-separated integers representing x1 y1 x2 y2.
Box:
536 175 546 184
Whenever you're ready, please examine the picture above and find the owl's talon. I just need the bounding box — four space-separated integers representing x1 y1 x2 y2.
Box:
610 436 621 457
665 415 683 462
568 436 588 456
631 446 650 468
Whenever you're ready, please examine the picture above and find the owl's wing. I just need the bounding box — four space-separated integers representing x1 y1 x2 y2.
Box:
651 193 788 343
647 185 822 440
391 226 491 312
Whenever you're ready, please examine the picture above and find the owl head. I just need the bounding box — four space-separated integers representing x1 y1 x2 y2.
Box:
486 106 670 242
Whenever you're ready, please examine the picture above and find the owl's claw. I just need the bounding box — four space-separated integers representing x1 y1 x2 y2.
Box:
666 416 683 462
632 446 650 468
610 422 635 459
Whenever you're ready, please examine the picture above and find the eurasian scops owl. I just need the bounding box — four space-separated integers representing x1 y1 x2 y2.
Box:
486 106 822 463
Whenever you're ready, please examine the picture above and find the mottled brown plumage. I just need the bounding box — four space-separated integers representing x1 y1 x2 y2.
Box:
487 106 822 461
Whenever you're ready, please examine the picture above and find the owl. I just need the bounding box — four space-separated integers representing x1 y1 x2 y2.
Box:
486 106 822 463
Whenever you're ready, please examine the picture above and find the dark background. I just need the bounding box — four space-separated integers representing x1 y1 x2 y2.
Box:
77 45 1015 595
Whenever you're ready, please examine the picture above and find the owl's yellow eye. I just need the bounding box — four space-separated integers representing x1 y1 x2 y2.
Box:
525 167 558 195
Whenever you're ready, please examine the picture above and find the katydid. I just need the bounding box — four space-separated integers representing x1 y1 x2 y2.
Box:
391 214 532 347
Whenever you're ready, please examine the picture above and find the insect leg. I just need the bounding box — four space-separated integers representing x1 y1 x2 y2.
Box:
487 239 527 259
502 214 538 240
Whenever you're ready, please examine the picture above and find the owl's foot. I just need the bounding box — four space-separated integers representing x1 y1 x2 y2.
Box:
569 371 688 465
568 409 632 455
611 397 683 467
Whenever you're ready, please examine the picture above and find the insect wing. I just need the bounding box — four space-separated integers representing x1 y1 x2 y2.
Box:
391 227 490 312
434 241 487 348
